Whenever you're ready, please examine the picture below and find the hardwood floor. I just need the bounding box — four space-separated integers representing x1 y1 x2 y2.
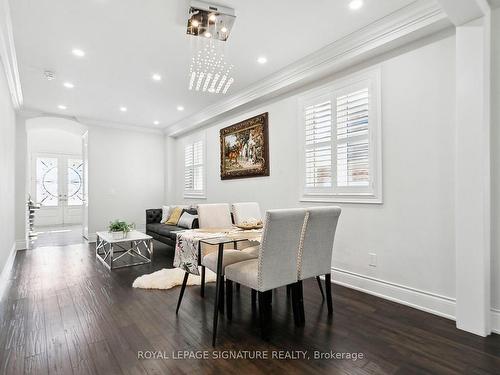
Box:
1 241 499 374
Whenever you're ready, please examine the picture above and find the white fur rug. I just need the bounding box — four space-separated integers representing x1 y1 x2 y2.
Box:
132 267 216 290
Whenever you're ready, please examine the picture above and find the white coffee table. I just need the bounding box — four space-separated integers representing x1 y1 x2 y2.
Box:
95 230 153 270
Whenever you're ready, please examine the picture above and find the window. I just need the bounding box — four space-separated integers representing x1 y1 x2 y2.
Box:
184 140 205 198
300 69 382 203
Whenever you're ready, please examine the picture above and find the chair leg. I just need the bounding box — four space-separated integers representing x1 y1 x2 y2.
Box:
258 290 272 340
286 284 291 297
218 275 225 314
316 276 325 301
251 289 257 307
200 266 205 297
291 283 301 327
176 272 189 314
297 280 305 326
325 273 333 315
236 282 241 292
226 280 233 321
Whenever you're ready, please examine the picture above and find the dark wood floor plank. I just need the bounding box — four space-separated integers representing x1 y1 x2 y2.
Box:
0 240 499 375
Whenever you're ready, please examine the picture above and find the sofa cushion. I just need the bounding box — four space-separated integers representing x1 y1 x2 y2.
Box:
146 223 184 240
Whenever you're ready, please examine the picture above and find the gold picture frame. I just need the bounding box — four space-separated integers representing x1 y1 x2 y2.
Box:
220 113 270 180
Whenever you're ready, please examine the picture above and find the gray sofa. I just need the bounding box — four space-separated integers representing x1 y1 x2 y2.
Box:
145 208 199 252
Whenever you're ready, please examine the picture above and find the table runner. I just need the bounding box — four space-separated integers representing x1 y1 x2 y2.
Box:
173 230 225 275
174 229 262 275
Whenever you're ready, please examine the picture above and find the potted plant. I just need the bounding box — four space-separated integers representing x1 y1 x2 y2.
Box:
108 219 134 240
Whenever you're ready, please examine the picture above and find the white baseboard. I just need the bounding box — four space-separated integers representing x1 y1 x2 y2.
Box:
0 243 17 302
331 267 456 320
15 239 27 250
492 309 500 334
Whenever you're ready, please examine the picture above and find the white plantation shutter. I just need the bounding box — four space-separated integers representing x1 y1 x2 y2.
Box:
336 88 370 187
304 100 333 188
184 140 204 195
300 70 381 202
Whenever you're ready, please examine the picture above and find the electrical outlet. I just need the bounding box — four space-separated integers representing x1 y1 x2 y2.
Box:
369 253 377 267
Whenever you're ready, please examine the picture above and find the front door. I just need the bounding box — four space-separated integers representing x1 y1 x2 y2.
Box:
32 153 84 226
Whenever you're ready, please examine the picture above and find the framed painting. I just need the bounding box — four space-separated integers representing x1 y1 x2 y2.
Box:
220 112 270 180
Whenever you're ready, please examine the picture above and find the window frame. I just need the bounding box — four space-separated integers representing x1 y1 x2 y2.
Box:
298 68 383 204
183 135 207 199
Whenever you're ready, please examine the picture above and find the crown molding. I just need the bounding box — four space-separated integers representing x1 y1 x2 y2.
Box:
0 0 22 109
435 0 490 25
77 116 164 135
18 107 163 135
165 0 450 137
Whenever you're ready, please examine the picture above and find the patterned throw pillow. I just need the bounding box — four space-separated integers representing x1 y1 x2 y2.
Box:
177 212 198 229
165 207 183 225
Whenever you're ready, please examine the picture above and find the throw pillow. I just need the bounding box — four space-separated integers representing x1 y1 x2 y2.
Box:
165 207 183 225
177 211 198 229
161 205 171 223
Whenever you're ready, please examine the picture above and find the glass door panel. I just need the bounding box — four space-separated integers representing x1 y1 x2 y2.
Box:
67 159 84 206
36 157 58 207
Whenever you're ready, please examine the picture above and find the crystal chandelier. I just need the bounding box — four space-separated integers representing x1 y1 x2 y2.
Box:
188 42 234 94
186 1 236 94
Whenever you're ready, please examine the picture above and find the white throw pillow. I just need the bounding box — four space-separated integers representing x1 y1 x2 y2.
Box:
177 212 198 229
161 205 171 223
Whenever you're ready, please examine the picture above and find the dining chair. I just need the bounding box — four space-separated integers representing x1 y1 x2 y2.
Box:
295 206 341 325
232 202 262 225
196 203 257 308
231 202 262 257
224 208 308 339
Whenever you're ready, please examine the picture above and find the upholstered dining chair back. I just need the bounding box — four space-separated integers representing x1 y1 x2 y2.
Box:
232 202 262 225
197 203 233 229
257 208 307 292
298 206 341 280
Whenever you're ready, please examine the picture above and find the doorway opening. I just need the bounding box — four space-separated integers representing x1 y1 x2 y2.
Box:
26 117 88 248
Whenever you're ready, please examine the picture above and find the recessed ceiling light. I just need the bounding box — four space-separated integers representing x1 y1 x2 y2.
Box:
72 48 85 57
152 73 162 81
204 32 212 38
58 105 67 110
177 106 184 111
349 0 364 10
153 120 160 125
120 106 127 112
257 56 267 64
63 82 74 89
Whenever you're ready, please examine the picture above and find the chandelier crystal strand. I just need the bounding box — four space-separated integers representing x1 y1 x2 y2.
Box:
188 37 235 94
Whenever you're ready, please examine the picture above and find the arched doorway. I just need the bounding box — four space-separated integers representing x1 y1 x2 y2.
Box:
26 117 88 246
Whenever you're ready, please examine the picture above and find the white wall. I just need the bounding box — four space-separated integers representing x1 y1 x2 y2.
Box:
0 59 16 274
170 35 457 308
28 128 82 156
491 7 500 312
87 125 164 237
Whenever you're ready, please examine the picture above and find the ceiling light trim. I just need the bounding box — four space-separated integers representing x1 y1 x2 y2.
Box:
0 0 23 110
165 0 449 137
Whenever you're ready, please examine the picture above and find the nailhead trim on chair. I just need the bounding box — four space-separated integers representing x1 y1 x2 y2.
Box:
296 211 310 280
257 211 271 291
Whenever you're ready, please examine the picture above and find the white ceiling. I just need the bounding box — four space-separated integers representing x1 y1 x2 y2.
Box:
10 0 417 129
